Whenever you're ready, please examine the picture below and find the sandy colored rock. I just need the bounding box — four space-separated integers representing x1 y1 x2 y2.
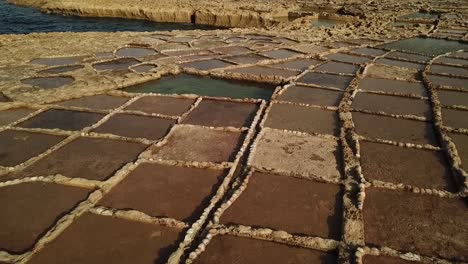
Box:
1 1 468 262
251 128 341 180
363 188 468 261
21 77 75 89
31 56 85 66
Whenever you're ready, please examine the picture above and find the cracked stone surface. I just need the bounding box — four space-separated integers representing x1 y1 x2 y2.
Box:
21 77 75 90
250 129 341 180
365 64 419 81
357 77 427 97
1 1 468 262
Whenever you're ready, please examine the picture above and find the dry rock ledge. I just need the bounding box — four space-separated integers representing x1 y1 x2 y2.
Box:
1 1 468 264
6 0 462 41
8 0 295 28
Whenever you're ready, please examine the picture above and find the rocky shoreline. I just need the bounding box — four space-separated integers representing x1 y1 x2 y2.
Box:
0 1 467 264
7 0 289 28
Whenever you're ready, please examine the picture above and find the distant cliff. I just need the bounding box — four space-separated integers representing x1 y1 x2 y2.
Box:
7 0 289 28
